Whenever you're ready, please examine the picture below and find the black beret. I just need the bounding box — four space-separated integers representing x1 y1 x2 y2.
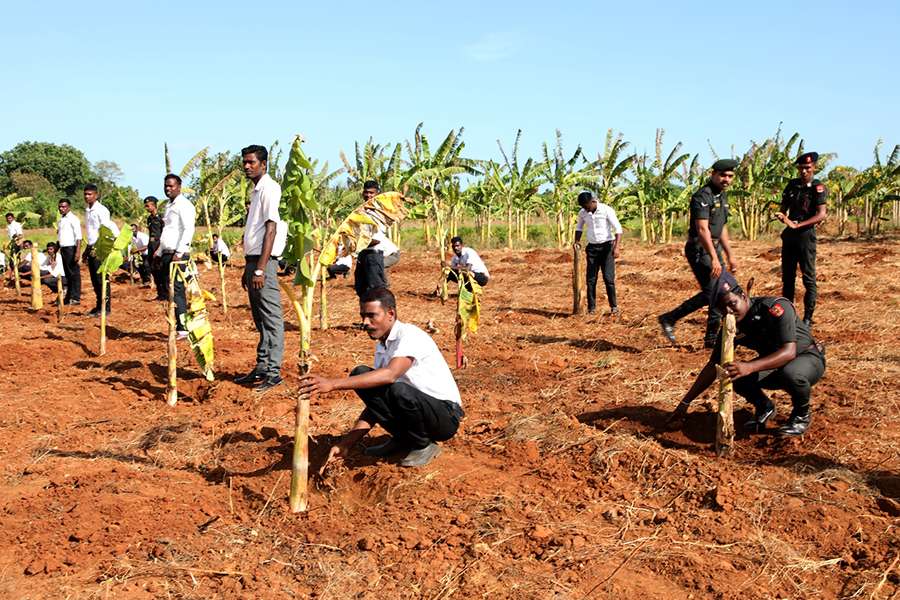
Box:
143 196 159 203
709 270 742 307
796 152 818 165
711 159 738 172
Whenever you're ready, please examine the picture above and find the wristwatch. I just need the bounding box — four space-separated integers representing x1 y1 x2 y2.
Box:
254 269 264 277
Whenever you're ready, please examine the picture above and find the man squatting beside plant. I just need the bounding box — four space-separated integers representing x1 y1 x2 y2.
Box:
301 288 465 469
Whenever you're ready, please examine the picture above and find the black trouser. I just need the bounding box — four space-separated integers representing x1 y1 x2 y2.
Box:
664 240 725 336
733 350 826 418
447 269 489 290
42 276 67 293
326 264 350 279
148 241 166 298
88 254 111 311
136 256 151 283
781 227 817 322
585 241 617 311
350 366 464 449
210 250 228 265
159 253 188 331
355 250 389 297
60 245 81 302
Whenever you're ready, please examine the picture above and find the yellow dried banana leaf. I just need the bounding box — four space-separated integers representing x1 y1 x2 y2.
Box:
319 191 410 266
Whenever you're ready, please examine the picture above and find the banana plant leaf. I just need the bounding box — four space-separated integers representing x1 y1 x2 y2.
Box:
319 191 411 266
96 224 133 275
176 262 215 381
439 267 483 342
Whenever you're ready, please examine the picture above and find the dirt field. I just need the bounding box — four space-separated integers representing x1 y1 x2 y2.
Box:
1 237 899 599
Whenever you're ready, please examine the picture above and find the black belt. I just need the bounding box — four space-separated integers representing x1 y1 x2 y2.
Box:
587 241 613 247
149 237 160 242
689 236 721 246
162 250 176 255
245 255 278 262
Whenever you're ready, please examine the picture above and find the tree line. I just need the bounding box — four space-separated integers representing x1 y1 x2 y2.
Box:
3 125 899 248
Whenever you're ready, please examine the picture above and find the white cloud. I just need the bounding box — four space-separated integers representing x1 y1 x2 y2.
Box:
461 32 524 61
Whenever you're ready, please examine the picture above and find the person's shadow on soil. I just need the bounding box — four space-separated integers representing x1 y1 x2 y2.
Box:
578 404 762 452
521 334 641 354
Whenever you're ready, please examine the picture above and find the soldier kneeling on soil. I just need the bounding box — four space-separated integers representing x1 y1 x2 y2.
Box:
301 288 465 468
666 271 826 437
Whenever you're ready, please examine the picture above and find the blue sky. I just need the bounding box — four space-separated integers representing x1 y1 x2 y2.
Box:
4 0 898 197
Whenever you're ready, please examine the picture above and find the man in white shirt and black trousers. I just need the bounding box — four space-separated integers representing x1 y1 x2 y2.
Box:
82 183 119 316
303 288 465 469
57 199 82 305
573 191 622 316
152 174 196 341
354 180 401 298
236 145 288 393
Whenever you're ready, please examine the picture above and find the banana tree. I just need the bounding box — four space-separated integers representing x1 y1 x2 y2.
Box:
487 131 543 250
341 138 390 191
406 123 480 257
279 136 321 513
94 223 132 355
539 130 599 248
438 268 483 369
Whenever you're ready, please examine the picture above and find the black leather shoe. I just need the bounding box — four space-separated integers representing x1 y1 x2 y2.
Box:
704 337 718 349
778 414 811 437
802 318 813 329
234 370 264 384
254 376 284 393
658 316 677 343
742 405 776 433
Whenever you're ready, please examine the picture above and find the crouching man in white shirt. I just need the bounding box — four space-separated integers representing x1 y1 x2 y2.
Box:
301 288 465 469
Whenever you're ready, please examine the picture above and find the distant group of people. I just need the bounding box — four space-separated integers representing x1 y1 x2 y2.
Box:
3 147 832 474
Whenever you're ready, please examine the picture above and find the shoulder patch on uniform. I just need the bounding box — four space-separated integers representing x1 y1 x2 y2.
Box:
816 185 825 193
769 304 785 317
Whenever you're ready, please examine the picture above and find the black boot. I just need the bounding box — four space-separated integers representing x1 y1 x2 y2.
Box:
704 320 721 349
742 402 776 433
658 314 677 343
778 411 812 437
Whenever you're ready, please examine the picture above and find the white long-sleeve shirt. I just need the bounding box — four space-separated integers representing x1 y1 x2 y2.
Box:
85 202 112 246
57 212 83 247
160 194 196 255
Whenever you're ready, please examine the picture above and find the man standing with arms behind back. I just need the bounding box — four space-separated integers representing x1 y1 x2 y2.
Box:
57 199 82 305
658 159 740 348
144 196 166 300
776 152 827 328
573 190 622 316
236 145 287 393
152 174 195 342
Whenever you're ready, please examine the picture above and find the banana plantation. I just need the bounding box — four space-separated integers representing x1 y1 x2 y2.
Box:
165 124 900 254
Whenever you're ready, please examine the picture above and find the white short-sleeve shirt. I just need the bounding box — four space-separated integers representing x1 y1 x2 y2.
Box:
575 203 622 244
450 247 489 277
244 174 287 256
374 320 462 406
57 212 83 247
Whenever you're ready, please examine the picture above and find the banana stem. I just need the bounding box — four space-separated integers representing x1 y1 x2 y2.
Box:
166 261 178 406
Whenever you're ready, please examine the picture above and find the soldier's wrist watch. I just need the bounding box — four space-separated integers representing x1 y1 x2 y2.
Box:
254 269 264 277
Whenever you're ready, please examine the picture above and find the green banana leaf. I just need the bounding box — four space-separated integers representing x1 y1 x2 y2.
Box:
95 224 133 275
